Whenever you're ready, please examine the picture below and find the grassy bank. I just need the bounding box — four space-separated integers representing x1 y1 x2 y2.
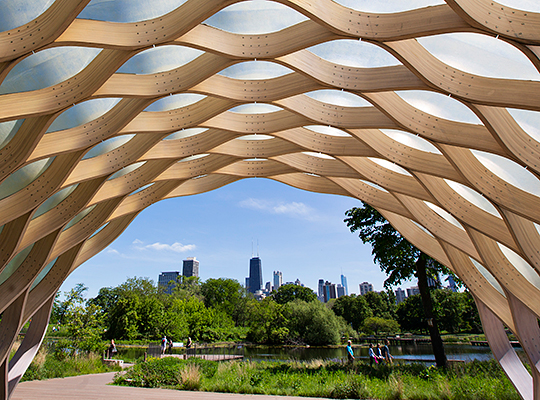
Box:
12 342 122 382
114 357 518 400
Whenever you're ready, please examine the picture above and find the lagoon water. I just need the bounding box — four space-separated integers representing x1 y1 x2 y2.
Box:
118 343 519 364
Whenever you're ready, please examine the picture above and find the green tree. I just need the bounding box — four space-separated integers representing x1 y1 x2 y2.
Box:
363 291 396 320
332 294 372 331
288 300 343 345
201 278 244 316
362 316 400 336
273 284 317 304
461 291 482 333
345 203 451 367
246 298 290 344
396 294 427 333
51 283 88 325
433 289 465 334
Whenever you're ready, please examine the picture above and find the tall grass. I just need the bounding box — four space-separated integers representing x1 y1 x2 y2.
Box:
114 358 519 400
18 344 121 382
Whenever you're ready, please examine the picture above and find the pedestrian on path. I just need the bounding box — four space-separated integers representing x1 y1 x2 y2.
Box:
346 340 355 364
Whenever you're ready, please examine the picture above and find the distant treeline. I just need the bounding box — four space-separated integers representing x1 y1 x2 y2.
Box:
51 277 481 350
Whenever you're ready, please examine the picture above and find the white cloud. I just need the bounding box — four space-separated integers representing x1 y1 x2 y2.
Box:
107 248 119 254
239 198 317 220
133 240 196 253
145 242 196 253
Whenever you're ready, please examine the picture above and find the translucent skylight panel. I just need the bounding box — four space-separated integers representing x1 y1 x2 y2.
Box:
30 258 57 290
0 0 53 32
238 135 274 140
164 128 208 140
108 161 146 180
144 94 206 112
368 158 412 176
471 258 505 296
204 1 307 34
472 150 540 197
63 205 96 231
0 158 53 201
507 108 540 143
360 180 389 193
335 0 443 13
412 220 435 237
130 183 154 196
396 91 481 124
46 98 121 133
497 0 540 12
381 129 441 154
0 120 24 150
305 126 351 137
117 46 204 75
32 184 78 219
0 47 101 95
230 104 283 114
425 202 465 230
82 135 134 160
305 90 371 107
308 40 400 68
0 245 34 287
303 152 335 160
444 180 501 218
418 33 540 81
79 0 187 23
498 243 540 290
219 61 292 79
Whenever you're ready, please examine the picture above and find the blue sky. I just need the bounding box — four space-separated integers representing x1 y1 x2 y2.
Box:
60 178 396 298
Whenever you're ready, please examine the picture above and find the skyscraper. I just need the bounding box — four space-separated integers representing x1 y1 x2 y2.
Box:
182 257 199 277
340 274 349 296
336 284 345 298
318 279 325 297
158 271 180 294
249 256 263 293
323 281 337 303
359 281 374 296
273 271 282 291
395 288 407 304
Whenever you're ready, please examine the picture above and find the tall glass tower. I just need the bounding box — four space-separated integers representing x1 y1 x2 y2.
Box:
340 274 349 296
249 256 263 293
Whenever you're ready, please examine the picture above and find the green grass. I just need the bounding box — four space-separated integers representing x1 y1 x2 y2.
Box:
113 358 519 400
15 343 122 382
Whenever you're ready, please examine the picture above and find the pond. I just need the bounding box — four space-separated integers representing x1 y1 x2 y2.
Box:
117 342 520 364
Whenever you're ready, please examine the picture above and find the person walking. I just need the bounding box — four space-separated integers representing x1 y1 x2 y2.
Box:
368 343 378 366
382 339 393 364
346 340 355 364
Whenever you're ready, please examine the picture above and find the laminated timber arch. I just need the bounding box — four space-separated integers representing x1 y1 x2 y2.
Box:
1 0 540 398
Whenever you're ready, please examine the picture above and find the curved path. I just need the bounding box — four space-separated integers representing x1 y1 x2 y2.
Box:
11 372 324 400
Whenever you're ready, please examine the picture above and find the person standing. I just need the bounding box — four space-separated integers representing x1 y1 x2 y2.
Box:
108 339 117 359
346 340 355 364
161 336 167 355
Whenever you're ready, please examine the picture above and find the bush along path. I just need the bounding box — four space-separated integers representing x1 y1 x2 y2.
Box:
113 357 519 400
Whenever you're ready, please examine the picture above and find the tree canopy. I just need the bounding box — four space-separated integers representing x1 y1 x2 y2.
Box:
273 283 317 304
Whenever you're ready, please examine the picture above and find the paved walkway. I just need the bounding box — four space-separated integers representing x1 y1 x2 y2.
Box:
12 372 326 400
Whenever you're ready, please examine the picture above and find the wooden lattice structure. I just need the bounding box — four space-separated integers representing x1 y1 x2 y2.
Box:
1 1 540 398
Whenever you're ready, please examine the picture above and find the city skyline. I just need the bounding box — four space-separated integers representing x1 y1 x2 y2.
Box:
59 179 392 298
